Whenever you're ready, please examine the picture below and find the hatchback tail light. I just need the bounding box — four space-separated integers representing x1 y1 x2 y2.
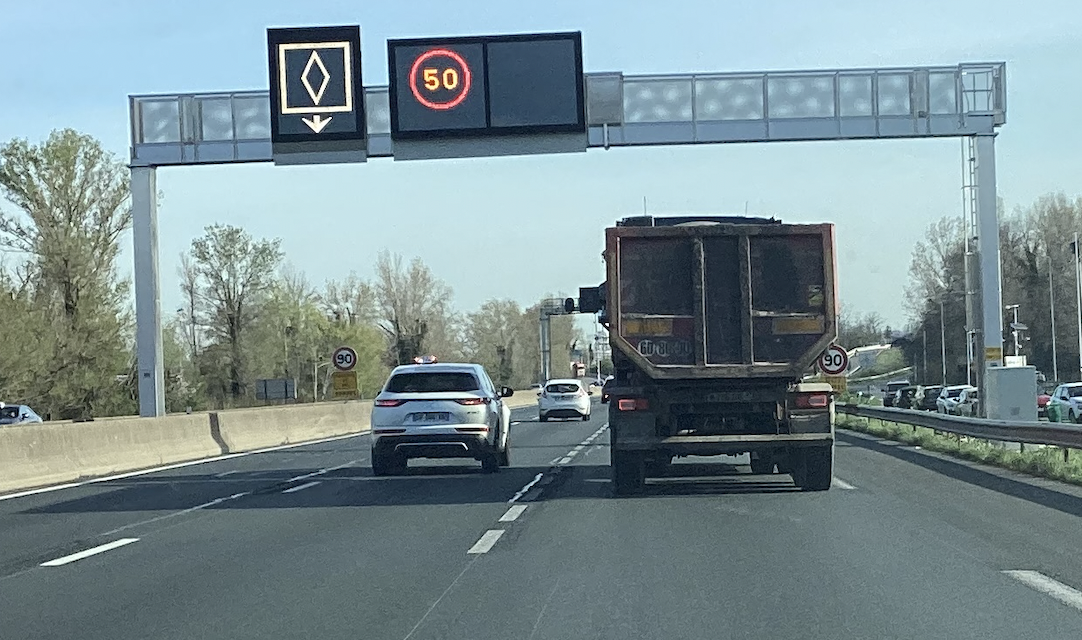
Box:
375 399 405 407
455 397 489 406
794 393 830 409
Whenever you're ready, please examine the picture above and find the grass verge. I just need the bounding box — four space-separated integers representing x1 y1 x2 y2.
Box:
838 415 1082 488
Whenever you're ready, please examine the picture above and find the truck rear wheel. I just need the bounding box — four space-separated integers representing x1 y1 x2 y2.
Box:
792 445 833 491
612 452 645 496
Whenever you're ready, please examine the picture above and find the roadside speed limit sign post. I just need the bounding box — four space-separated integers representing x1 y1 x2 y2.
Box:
818 344 849 376
332 346 357 372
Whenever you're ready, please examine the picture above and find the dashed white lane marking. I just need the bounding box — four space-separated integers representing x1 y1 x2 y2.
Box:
41 538 140 567
499 505 528 522
509 473 544 503
572 445 585 452
0 431 366 503
511 421 521 426
283 481 321 494
832 477 857 490
101 492 250 537
214 470 239 478
288 459 360 483
467 530 505 554
558 456 573 465
1004 570 1082 612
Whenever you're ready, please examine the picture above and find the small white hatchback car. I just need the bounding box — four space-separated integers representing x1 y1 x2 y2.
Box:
538 378 591 422
370 361 513 475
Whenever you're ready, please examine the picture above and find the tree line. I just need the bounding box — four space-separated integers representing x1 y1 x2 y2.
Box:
0 129 581 419
842 193 1082 387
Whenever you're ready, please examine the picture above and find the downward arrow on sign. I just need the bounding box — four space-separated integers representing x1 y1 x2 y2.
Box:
302 114 332 133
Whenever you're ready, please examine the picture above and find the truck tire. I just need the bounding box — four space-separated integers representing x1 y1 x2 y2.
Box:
793 445 833 491
644 455 673 477
750 454 775 475
612 452 645 496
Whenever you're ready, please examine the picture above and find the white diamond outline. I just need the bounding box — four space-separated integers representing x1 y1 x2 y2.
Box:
276 42 353 115
301 51 331 106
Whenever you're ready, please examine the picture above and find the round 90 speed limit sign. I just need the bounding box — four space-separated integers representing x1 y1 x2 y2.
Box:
818 344 849 375
332 346 358 372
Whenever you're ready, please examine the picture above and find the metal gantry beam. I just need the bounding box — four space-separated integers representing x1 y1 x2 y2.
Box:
128 62 1007 417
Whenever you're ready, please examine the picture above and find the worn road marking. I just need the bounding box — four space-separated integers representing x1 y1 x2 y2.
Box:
214 470 239 478
0 431 366 503
558 456 573 465
41 538 140 567
832 477 857 490
499 505 528 522
283 481 321 494
288 459 360 483
467 530 505 554
509 472 544 503
1004 570 1082 612
101 492 250 536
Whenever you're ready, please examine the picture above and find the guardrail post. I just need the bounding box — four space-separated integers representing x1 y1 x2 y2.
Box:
1065 447 1070 464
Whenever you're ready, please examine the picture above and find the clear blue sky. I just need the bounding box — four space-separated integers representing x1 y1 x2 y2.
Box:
2 0 1080 332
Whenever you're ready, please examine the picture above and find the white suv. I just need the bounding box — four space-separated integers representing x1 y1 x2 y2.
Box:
370 361 513 475
538 378 592 422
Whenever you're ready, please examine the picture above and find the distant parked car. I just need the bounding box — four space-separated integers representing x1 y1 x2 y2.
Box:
915 385 943 411
1037 391 1052 419
937 385 973 414
881 380 910 407
954 388 980 417
0 403 43 425
893 385 920 409
1047 383 1082 423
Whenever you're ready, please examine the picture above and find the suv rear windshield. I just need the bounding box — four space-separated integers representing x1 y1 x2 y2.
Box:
546 383 580 394
385 372 480 393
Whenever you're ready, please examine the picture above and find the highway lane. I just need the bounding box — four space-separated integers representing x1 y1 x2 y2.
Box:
7 410 1082 638
0 403 544 579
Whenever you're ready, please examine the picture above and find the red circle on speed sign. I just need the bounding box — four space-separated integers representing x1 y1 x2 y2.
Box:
333 346 357 372
819 344 849 375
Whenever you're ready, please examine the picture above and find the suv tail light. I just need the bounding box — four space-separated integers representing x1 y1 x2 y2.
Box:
794 393 830 409
455 397 489 406
375 399 405 407
617 398 649 411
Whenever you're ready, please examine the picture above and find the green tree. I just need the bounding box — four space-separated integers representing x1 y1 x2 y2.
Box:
0 129 133 419
186 224 283 402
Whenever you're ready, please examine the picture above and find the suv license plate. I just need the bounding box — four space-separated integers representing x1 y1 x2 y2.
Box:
412 412 450 422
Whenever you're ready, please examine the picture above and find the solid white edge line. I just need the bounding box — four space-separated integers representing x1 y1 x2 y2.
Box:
1004 570 1082 612
467 530 505 554
832 477 857 490
41 538 140 567
509 472 544 503
282 481 321 494
0 431 368 502
498 504 528 522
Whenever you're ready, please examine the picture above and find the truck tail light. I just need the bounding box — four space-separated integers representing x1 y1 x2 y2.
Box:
617 398 649 411
794 393 830 409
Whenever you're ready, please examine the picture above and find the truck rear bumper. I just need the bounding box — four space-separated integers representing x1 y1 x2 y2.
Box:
612 433 832 455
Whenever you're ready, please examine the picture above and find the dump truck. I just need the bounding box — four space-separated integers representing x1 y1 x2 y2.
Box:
578 215 838 495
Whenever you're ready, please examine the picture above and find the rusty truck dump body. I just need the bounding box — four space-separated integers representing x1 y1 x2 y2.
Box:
606 216 837 381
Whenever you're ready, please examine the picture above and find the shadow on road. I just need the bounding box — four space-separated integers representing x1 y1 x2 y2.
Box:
837 429 1082 519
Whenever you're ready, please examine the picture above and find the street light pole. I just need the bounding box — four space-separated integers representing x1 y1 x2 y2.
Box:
940 298 947 385
1075 231 1082 382
922 326 928 383
1050 256 1059 382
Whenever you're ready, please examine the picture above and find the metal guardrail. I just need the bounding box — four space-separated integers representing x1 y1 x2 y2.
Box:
838 404 1082 450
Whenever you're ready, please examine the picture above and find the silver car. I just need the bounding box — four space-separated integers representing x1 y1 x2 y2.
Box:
370 361 513 475
538 379 592 422
0 403 43 425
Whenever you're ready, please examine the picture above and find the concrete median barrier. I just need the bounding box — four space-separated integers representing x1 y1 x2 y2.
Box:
215 400 373 453
0 413 220 495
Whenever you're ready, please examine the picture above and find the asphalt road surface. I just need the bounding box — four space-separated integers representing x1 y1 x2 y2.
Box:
5 402 1082 639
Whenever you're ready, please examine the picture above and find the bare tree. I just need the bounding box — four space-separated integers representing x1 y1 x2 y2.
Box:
374 250 458 364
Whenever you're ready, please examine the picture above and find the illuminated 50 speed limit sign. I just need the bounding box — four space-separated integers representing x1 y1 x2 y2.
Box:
818 344 849 376
332 346 358 371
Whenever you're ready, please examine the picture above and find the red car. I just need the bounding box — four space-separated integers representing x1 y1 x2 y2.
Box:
1038 392 1051 418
